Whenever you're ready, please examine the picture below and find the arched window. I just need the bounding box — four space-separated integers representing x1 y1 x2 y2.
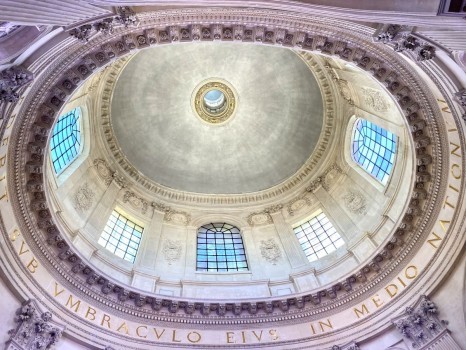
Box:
50 107 82 174
351 118 397 185
293 211 344 262
196 223 248 272
98 209 143 263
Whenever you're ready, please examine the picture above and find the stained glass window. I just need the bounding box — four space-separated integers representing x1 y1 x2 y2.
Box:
351 119 397 185
98 210 143 263
293 211 344 263
196 223 248 272
50 108 82 174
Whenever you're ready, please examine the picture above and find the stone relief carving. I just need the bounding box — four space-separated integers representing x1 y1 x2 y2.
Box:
123 191 148 214
74 182 95 211
163 239 182 264
69 25 92 42
247 204 283 226
6 300 64 350
260 239 282 264
392 295 461 350
164 210 191 225
115 6 140 27
13 9 435 320
454 89 466 121
362 87 389 112
307 164 343 192
0 66 34 104
343 190 367 215
247 212 272 226
374 25 436 62
93 158 114 186
287 194 313 216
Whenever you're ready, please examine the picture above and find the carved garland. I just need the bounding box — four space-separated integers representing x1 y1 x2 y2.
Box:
8 9 440 323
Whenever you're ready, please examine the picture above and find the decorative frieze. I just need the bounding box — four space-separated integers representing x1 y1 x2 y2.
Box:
286 194 313 216
6 300 64 350
0 66 33 104
69 25 92 42
115 7 139 28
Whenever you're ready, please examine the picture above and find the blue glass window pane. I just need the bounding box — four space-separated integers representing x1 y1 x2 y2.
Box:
293 211 345 263
50 108 82 174
351 119 397 185
98 210 143 263
196 223 248 272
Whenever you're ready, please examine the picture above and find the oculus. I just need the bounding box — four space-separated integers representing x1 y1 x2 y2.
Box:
192 79 237 125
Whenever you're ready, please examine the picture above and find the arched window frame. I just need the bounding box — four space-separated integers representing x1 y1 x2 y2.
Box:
292 209 345 263
49 99 91 187
344 114 403 193
97 207 144 264
350 118 397 185
196 223 249 272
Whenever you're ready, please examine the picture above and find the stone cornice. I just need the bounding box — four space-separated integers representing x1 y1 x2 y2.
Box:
6 7 442 327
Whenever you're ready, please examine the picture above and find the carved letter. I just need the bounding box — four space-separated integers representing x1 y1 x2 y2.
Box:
53 282 65 297
443 196 455 209
405 265 418 279
451 164 461 179
66 295 81 313
1 137 8 146
187 331 201 343
9 229 20 242
319 319 333 332
226 332 235 343
439 220 450 232
427 232 442 249
172 330 181 343
269 329 279 341
19 240 30 255
354 304 369 319
26 257 39 273
85 306 96 321
252 330 263 341
101 314 111 328
153 328 165 340
0 155 6 167
372 294 384 308
136 326 148 338
116 322 129 335
385 284 398 298
450 142 461 158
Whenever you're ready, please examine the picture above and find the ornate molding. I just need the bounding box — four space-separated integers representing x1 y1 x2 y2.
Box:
392 295 461 350
306 163 344 192
286 193 313 216
0 66 33 105
6 300 64 350
374 24 436 62
8 8 438 322
123 191 148 214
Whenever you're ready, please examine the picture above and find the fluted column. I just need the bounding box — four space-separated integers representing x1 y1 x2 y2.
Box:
0 0 112 26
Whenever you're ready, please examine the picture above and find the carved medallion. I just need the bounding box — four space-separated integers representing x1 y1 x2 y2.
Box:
260 239 281 264
343 190 367 215
163 239 182 264
74 182 95 211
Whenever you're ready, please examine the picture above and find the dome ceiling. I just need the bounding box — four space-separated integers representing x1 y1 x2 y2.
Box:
110 43 324 194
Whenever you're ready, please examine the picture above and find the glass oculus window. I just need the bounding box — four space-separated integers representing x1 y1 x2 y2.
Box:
50 107 82 174
351 118 397 185
293 211 344 262
98 209 143 263
196 223 248 272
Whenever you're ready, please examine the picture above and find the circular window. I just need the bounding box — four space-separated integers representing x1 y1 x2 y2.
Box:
203 89 226 111
192 79 238 125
